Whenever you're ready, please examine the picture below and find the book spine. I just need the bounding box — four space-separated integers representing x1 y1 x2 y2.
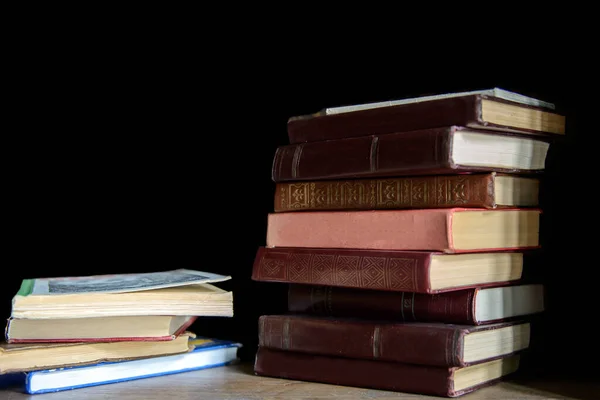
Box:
287 285 477 325
254 347 455 397
258 315 464 367
274 173 496 212
266 208 453 252
252 247 433 293
272 127 454 182
287 95 478 144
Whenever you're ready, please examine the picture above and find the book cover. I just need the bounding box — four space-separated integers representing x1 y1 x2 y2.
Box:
273 126 550 182
287 94 565 144
259 315 530 367
266 208 541 253
252 247 525 294
0 338 241 394
288 284 545 325
254 347 520 397
274 173 539 212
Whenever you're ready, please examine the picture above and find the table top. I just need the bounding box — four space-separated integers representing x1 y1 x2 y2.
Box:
1 363 598 399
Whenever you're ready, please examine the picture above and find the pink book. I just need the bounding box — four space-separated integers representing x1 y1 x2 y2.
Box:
266 208 540 253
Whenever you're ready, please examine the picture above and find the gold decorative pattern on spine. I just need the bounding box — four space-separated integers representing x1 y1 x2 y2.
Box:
278 175 480 211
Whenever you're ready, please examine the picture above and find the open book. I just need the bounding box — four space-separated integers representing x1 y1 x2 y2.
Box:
10 269 233 319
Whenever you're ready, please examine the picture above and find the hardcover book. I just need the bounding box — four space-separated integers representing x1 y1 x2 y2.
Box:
274 173 539 212
287 284 545 325
0 338 241 394
253 247 525 294
266 208 541 253
273 126 550 182
259 315 530 367
254 347 520 397
287 94 565 144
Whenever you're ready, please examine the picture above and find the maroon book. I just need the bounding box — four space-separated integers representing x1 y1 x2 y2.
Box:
287 283 545 325
259 314 530 367
287 94 565 144
252 247 524 294
254 347 520 397
272 126 550 182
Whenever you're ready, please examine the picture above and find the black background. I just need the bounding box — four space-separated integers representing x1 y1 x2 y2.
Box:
5 36 597 381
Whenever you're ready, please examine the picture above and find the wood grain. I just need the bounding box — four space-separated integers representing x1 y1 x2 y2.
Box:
0 363 597 400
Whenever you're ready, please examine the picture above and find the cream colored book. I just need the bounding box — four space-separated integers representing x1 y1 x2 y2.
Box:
11 269 233 319
0 332 195 374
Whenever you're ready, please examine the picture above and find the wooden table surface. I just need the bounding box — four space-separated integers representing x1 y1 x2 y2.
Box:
1 363 598 399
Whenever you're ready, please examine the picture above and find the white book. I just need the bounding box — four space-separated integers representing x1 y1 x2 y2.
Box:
325 88 555 115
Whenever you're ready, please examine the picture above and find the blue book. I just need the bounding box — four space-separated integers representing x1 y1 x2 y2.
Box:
0 338 241 395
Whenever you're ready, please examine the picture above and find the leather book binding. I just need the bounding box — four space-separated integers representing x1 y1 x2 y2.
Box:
254 347 520 397
287 94 565 144
273 173 537 212
287 284 500 325
272 126 550 182
252 247 523 294
258 315 529 367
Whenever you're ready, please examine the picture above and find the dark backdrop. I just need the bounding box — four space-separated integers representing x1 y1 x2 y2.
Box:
6 46 595 380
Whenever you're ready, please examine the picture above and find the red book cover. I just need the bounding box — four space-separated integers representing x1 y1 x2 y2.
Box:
286 94 565 144
259 314 530 367
273 126 550 182
287 284 544 325
267 208 541 253
254 347 520 397
252 247 524 294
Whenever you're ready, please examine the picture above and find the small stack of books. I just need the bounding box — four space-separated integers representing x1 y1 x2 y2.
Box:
0 269 240 394
252 88 565 397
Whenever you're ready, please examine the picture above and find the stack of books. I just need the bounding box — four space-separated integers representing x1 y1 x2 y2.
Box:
0 269 240 394
252 88 565 397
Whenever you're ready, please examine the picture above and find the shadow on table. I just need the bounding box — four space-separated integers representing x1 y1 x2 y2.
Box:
506 375 600 400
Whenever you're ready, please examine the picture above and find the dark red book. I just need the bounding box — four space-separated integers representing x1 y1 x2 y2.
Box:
254 347 520 397
273 126 550 182
287 94 565 144
287 284 544 325
259 314 530 367
253 247 525 294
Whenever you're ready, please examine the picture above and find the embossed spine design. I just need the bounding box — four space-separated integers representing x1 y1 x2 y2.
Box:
274 174 494 212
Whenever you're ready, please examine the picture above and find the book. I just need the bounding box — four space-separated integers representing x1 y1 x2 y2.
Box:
323 88 556 114
5 315 197 343
252 247 525 294
273 126 550 182
274 173 539 212
287 94 565 144
254 347 520 397
288 284 545 325
266 208 540 253
0 338 241 394
10 269 233 319
259 315 530 367
0 332 194 374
